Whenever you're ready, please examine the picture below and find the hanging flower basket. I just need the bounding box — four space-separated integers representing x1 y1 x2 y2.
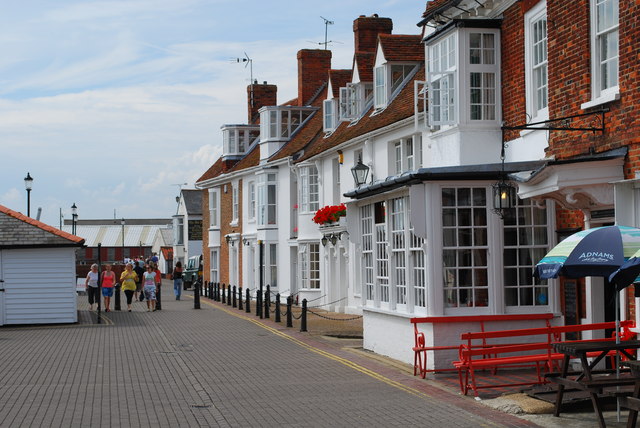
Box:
312 204 346 225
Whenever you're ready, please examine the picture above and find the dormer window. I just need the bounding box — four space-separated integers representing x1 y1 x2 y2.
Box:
259 106 315 141
374 64 417 109
339 82 373 122
222 124 260 158
323 99 337 132
426 24 501 128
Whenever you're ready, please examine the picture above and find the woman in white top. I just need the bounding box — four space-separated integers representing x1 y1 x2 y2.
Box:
85 264 100 311
142 265 157 312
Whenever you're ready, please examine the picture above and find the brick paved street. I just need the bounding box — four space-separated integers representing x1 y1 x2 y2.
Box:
0 284 536 428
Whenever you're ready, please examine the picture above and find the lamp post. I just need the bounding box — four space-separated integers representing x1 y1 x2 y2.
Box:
24 173 33 217
121 218 125 262
71 203 78 235
116 218 125 311
351 155 370 187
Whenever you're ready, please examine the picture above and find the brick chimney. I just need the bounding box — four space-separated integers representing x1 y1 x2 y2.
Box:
248 81 277 123
297 49 332 106
353 14 393 53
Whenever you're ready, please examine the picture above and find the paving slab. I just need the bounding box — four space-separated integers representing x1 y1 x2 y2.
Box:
0 286 536 428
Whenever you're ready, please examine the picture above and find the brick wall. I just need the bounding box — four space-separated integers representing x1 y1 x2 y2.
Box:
248 82 277 123
297 49 332 106
501 3 526 143
545 0 640 167
353 15 393 53
219 180 242 285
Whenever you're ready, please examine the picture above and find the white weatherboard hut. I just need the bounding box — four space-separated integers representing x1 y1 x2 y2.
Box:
0 205 85 325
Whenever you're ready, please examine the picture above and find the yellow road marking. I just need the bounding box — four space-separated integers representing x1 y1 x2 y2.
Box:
196 296 432 400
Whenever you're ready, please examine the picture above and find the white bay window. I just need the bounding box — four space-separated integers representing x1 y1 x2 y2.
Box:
426 26 500 127
525 3 548 120
257 172 277 226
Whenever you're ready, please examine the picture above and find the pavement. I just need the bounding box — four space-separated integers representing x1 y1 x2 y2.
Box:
0 281 632 427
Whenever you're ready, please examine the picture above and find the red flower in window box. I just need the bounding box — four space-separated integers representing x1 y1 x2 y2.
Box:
312 204 347 225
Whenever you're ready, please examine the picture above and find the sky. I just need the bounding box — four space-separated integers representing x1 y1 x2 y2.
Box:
0 0 425 228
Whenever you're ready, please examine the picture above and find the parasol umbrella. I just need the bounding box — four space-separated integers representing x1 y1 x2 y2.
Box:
536 225 640 421
534 225 640 281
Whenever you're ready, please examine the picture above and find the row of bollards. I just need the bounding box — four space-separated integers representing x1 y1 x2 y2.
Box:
194 281 307 332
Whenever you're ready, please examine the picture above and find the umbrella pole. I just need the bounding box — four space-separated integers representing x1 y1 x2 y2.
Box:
616 289 621 422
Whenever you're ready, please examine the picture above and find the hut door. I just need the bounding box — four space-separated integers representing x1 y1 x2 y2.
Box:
0 251 4 326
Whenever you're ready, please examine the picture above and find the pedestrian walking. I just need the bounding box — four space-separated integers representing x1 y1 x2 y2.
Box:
142 264 157 312
152 262 162 310
101 264 116 312
173 261 183 300
85 264 100 310
120 262 138 312
134 258 144 301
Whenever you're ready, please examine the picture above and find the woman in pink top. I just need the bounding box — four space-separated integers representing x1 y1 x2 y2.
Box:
101 264 116 312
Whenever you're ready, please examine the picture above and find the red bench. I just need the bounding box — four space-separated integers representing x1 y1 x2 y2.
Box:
410 313 554 378
456 320 636 397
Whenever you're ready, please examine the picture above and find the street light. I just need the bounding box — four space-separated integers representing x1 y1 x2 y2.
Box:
24 173 33 217
71 203 78 235
351 155 369 187
121 218 126 263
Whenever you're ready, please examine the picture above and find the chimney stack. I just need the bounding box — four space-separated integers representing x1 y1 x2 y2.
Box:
297 49 332 106
353 14 393 53
248 81 277 123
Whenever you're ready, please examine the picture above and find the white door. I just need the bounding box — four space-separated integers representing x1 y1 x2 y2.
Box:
0 251 5 326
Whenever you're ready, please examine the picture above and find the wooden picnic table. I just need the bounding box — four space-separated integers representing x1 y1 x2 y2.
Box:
619 361 640 428
550 340 640 428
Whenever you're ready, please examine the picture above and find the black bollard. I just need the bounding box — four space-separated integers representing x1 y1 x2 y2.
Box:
156 283 162 310
245 288 250 313
209 282 213 299
214 282 219 301
238 287 243 310
204 281 208 298
115 283 121 311
232 286 237 308
194 277 201 309
257 284 263 318
227 283 231 306
221 284 226 304
300 299 308 332
264 285 270 319
217 282 221 301
275 293 281 323
286 296 293 327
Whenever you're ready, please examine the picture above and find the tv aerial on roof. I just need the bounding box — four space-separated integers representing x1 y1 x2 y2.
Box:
231 52 255 106
308 16 342 50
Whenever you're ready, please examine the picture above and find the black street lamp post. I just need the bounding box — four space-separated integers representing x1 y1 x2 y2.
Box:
71 203 78 235
24 173 33 217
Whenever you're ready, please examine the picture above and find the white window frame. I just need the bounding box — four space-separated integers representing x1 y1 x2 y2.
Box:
299 165 319 213
524 2 549 122
466 30 499 122
231 183 239 225
174 216 184 245
323 99 336 132
583 0 619 109
210 248 219 283
427 32 457 126
257 172 277 226
268 243 278 288
248 181 256 222
441 186 489 310
299 243 320 289
260 107 315 141
391 135 423 175
503 198 551 309
209 189 219 228
374 66 386 109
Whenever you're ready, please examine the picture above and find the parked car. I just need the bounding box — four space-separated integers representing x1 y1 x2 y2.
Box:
183 255 202 289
